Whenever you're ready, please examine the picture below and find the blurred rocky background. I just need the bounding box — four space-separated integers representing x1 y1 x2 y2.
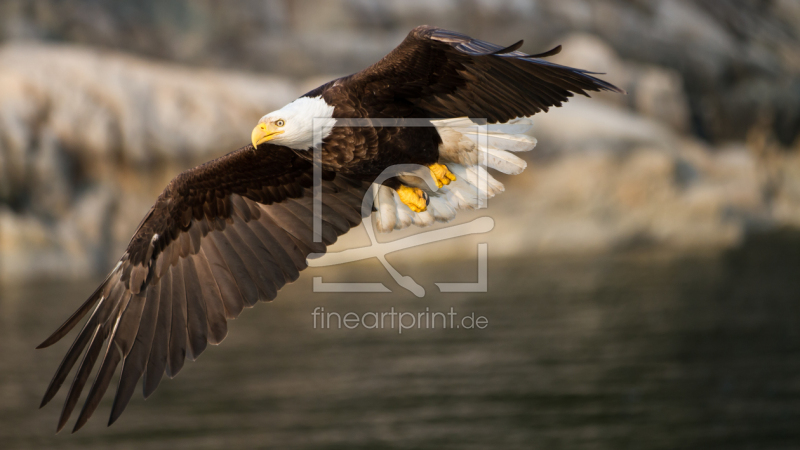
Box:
1 0 799 282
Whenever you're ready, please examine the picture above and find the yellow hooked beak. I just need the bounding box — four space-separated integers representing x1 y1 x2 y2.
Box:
251 122 284 148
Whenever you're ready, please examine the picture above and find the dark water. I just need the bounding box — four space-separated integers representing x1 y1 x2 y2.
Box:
3 232 800 449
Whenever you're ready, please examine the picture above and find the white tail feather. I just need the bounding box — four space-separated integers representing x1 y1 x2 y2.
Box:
372 116 535 232
460 131 538 153
428 196 457 222
486 147 527 175
374 186 398 233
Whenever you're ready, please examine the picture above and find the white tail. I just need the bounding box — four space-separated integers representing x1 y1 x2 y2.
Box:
373 117 536 232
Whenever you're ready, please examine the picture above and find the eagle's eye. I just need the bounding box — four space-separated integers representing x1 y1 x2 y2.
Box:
275 119 285 127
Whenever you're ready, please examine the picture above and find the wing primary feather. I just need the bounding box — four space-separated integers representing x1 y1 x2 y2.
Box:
268 202 330 250
207 232 261 306
182 257 208 359
55 324 101 433
248 219 300 283
231 218 287 288
166 263 187 377
143 273 172 398
221 223 278 301
73 346 122 432
254 209 308 271
109 284 160 425
108 293 145 358
199 242 245 319
86 291 147 426
178 230 192 258
191 254 228 344
319 202 351 233
526 44 562 58
72 303 129 432
36 267 118 349
260 203 313 240
243 197 263 220
472 39 523 55
40 297 106 408
187 222 203 254
230 194 253 221
322 194 362 226
54 277 126 430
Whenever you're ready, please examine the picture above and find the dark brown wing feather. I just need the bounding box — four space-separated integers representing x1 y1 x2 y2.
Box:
37 144 369 432
332 25 623 123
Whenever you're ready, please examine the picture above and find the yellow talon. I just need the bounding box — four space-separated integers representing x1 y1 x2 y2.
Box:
396 185 428 212
428 163 457 188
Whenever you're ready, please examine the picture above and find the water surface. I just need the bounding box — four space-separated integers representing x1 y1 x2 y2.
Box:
2 232 800 449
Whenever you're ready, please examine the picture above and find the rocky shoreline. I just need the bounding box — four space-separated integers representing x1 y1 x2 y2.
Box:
1 32 799 282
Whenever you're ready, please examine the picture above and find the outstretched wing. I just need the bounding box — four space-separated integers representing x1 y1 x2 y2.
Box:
37 144 369 432
341 25 623 122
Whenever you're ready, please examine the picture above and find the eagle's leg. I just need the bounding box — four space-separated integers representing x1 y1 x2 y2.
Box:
428 163 457 188
396 185 429 213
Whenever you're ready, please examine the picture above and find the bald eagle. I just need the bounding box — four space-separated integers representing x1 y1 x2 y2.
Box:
38 26 622 432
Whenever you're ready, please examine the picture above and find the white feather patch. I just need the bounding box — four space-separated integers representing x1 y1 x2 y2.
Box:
374 185 398 233
486 147 527 175
372 116 535 232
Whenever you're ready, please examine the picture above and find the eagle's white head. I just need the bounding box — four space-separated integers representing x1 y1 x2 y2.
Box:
251 96 335 150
